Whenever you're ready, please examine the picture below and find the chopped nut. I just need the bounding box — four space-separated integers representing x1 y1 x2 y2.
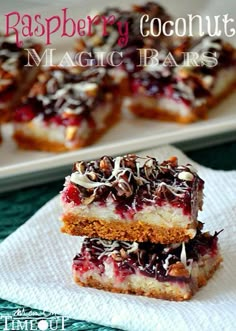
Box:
90 34 103 46
28 81 47 97
65 126 77 141
100 157 113 175
37 72 50 83
69 67 83 75
120 248 127 259
168 262 190 278
132 4 142 12
75 161 85 174
83 194 95 205
114 173 133 197
73 82 98 97
155 184 169 199
223 42 234 52
84 84 98 97
124 154 137 169
144 158 155 178
116 180 133 197
202 75 214 88
75 39 86 52
87 172 97 181
0 70 13 80
111 252 122 262
168 156 178 166
178 68 190 79
0 78 12 91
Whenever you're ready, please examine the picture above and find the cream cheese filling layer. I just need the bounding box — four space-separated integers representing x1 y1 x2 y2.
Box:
62 199 196 231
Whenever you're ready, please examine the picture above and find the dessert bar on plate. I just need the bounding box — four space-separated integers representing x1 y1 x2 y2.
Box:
75 2 172 68
126 36 236 123
13 67 121 152
0 35 42 142
73 230 222 301
61 154 204 244
74 2 173 94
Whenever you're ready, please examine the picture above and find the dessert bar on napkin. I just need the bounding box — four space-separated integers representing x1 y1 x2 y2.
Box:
0 145 235 331
61 153 222 301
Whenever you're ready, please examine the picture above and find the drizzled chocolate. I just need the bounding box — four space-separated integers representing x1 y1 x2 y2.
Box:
131 38 194 91
73 230 219 282
131 69 211 106
0 37 41 96
188 36 236 75
76 2 172 73
131 36 236 105
64 155 204 217
83 2 171 50
14 67 117 125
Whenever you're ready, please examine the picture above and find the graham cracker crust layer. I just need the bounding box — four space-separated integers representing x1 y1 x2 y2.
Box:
128 83 236 124
61 213 196 244
74 275 193 301
13 103 121 152
73 256 222 301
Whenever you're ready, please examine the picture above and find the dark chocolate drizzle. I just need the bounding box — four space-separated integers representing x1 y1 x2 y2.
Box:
131 36 236 104
77 2 172 73
73 230 220 282
14 68 117 124
66 155 204 217
0 37 41 96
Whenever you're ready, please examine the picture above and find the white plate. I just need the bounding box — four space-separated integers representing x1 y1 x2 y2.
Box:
0 0 236 182
1 91 236 179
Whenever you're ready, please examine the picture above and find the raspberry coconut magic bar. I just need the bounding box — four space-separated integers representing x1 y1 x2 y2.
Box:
127 37 236 123
75 2 172 71
73 230 222 301
0 36 42 122
13 67 121 152
74 2 172 94
61 155 204 244
0 36 42 143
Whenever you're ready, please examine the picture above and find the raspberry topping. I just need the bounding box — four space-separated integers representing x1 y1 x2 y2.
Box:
73 230 220 282
64 155 204 218
14 68 117 126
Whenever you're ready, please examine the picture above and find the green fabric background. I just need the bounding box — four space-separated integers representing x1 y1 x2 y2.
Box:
0 141 235 330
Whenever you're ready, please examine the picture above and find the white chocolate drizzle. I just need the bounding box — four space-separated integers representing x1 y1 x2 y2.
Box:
178 171 194 181
70 172 112 189
180 242 187 267
163 254 173 271
70 155 201 202
89 238 139 260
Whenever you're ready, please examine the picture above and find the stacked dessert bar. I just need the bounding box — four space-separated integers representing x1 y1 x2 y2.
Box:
61 154 222 301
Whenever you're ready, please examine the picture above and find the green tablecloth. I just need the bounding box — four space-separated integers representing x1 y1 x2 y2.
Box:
1 141 236 331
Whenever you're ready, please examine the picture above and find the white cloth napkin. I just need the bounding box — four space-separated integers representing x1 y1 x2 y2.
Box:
0 145 236 331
